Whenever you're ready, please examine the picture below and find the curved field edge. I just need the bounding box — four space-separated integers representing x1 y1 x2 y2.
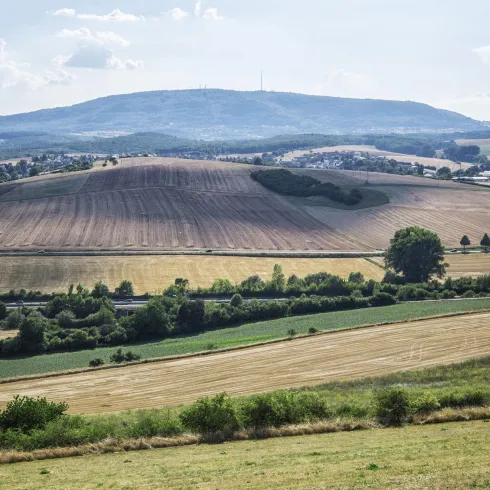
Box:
2 298 490 382
1 419 489 489
1 308 490 413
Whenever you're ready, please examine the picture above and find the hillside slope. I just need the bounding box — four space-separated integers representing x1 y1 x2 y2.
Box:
0 90 484 139
0 158 488 252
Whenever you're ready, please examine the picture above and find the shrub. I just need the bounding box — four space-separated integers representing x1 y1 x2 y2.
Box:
370 292 397 307
463 290 475 298
230 294 243 307
0 396 68 433
241 391 329 431
180 393 241 439
287 328 297 337
89 358 105 368
308 327 318 334
110 348 141 364
411 393 440 415
127 411 183 438
438 389 488 408
374 388 410 426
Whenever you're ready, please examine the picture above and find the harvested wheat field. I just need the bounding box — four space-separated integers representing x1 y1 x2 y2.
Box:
446 254 490 278
1 312 489 414
0 256 384 294
0 157 488 251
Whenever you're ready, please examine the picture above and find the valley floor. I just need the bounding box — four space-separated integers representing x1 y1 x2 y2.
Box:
1 420 488 489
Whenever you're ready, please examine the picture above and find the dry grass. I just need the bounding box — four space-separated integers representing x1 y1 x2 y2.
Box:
1 312 489 414
0 256 384 294
0 158 488 252
1 420 489 488
446 253 490 278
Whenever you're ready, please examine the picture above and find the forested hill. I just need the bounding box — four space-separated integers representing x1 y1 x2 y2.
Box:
0 89 484 139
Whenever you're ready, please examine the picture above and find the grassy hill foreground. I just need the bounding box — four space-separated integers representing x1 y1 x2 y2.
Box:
1 420 488 489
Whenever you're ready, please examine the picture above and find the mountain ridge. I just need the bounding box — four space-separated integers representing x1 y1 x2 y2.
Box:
0 89 484 139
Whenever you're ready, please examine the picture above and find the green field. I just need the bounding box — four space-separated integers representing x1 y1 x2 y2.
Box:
1 420 489 489
2 299 490 380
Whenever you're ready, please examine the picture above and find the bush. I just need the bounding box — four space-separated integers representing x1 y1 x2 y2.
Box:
110 348 141 364
438 389 488 408
179 393 241 438
89 358 105 368
374 388 410 426
127 411 183 438
230 294 243 308
370 292 397 307
411 393 440 415
308 327 318 334
0 396 68 433
241 391 330 431
463 290 475 298
287 328 297 337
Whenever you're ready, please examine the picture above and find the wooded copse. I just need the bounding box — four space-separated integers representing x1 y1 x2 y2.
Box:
251 169 363 205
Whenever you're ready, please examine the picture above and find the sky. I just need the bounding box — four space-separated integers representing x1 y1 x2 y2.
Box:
2 0 490 119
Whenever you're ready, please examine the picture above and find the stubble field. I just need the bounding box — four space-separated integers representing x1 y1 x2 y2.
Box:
0 157 488 252
1 311 489 414
0 256 384 294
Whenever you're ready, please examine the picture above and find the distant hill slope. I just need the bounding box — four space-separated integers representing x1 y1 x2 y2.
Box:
0 90 484 139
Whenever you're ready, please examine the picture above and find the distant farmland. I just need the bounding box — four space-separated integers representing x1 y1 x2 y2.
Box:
0 157 488 252
0 256 384 294
281 145 473 171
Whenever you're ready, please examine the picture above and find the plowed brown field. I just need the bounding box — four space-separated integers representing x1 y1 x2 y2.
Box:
0 158 488 251
0 256 384 294
1 312 488 414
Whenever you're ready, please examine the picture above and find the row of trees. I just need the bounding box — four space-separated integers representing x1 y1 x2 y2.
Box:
460 234 490 252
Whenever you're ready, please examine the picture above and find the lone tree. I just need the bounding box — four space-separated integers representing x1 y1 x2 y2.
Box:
460 235 471 253
385 227 446 283
481 233 490 252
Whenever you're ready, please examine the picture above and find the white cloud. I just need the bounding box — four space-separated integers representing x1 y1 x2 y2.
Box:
77 9 144 22
96 31 130 47
472 45 490 64
57 28 130 47
53 8 76 17
171 8 189 21
203 8 224 20
57 27 97 43
0 39 75 89
58 44 142 70
194 0 202 17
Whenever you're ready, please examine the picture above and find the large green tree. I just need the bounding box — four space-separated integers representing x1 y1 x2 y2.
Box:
385 227 446 282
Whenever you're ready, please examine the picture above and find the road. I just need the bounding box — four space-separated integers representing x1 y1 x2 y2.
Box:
4 297 290 310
